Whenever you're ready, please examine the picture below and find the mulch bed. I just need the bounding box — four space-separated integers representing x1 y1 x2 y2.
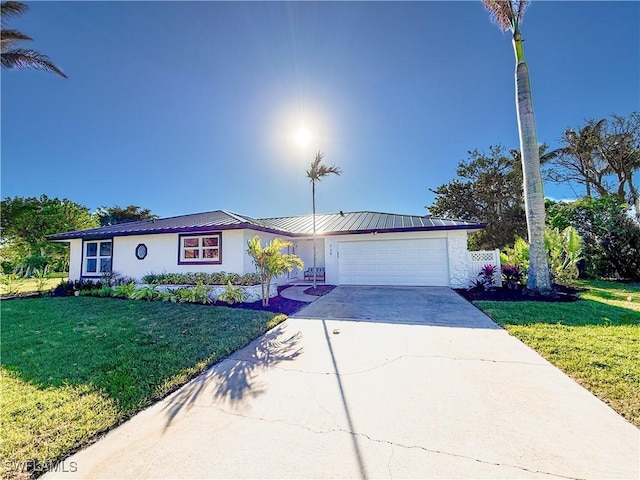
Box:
455 284 582 303
303 285 336 296
212 285 308 315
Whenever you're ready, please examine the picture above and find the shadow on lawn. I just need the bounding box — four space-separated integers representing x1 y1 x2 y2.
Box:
160 323 302 429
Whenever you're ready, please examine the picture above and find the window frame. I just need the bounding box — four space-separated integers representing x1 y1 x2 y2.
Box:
177 232 222 265
81 239 113 277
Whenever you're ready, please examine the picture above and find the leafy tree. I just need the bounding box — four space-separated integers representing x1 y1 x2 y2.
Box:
306 151 341 287
598 113 640 216
1 1 67 77
547 113 640 217
483 0 551 293
1 195 97 273
246 236 303 306
546 119 609 197
96 205 158 226
546 197 640 280
428 145 560 250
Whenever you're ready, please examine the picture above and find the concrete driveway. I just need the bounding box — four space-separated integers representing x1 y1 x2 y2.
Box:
46 286 639 479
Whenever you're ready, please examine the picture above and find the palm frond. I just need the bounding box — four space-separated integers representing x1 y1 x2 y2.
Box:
514 0 530 23
0 1 28 23
482 0 515 31
306 151 341 182
1 48 67 77
1 29 32 52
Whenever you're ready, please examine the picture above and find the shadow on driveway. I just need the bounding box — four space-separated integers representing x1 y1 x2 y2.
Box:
160 324 303 430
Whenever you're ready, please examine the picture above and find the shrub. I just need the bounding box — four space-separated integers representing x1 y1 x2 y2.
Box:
217 281 247 304
478 264 497 288
156 289 180 303
0 273 24 296
502 264 524 289
500 236 530 275
113 282 137 299
130 286 157 301
141 272 260 286
546 226 583 285
546 196 640 280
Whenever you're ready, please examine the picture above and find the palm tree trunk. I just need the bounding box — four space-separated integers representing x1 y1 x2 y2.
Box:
513 31 552 293
312 180 317 289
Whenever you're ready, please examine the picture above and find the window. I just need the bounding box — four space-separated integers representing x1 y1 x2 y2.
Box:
178 233 222 264
83 240 112 275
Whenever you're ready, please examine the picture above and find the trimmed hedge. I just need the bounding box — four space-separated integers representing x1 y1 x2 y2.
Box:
141 272 260 286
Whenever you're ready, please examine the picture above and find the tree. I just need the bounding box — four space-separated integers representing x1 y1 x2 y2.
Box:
96 205 158 226
483 0 552 293
1 195 97 273
246 236 303 306
598 113 640 216
546 197 640 280
429 146 527 250
1 1 67 77
546 119 609 198
547 113 640 217
428 144 556 250
305 151 341 288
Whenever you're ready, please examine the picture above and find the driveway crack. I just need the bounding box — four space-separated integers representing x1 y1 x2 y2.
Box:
212 406 581 480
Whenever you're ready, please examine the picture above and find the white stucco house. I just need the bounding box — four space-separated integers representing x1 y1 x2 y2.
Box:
49 210 484 288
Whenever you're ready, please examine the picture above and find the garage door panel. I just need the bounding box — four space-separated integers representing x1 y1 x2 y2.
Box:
338 238 449 286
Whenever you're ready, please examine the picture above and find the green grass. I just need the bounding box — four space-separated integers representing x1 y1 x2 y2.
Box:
476 280 640 428
0 276 68 295
1 297 286 479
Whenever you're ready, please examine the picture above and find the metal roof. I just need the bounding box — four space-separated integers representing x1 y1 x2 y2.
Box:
48 210 484 240
260 211 483 235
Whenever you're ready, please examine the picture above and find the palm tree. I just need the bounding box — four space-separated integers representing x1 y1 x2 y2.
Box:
306 151 341 288
483 0 551 293
1 1 67 77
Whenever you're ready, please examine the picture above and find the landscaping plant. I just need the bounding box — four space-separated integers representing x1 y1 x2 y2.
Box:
217 281 246 305
502 264 524 289
478 264 497 289
247 236 303 306
545 226 583 285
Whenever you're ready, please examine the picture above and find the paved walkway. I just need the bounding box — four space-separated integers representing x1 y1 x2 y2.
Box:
46 287 639 479
279 286 318 302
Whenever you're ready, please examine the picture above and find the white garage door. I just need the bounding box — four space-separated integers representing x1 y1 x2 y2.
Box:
338 238 449 286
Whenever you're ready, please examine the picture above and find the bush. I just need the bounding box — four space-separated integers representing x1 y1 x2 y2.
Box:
502 264 524 289
141 272 260 286
217 281 247 304
547 197 640 280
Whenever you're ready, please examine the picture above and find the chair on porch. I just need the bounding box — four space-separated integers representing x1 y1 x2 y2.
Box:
303 267 325 282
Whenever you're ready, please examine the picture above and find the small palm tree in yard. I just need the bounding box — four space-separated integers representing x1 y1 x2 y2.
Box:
483 0 551 293
1 1 67 77
247 236 303 306
306 151 341 288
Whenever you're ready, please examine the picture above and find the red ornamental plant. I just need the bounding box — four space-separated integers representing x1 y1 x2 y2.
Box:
479 264 497 288
502 264 524 289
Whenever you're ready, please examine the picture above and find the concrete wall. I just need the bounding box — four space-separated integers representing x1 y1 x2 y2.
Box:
68 239 83 281
446 230 470 288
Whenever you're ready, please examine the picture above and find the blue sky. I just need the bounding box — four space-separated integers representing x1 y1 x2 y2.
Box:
2 1 638 219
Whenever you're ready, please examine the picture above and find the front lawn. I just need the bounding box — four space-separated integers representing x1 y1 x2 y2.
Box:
0 276 67 296
476 280 640 428
1 297 285 479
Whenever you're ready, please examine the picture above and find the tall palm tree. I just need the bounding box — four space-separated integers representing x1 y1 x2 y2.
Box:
306 151 341 288
1 1 67 77
483 0 551 293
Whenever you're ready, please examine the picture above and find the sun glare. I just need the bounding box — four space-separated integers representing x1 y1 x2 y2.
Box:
294 127 312 148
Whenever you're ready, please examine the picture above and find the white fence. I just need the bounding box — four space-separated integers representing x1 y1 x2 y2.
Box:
468 249 502 287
